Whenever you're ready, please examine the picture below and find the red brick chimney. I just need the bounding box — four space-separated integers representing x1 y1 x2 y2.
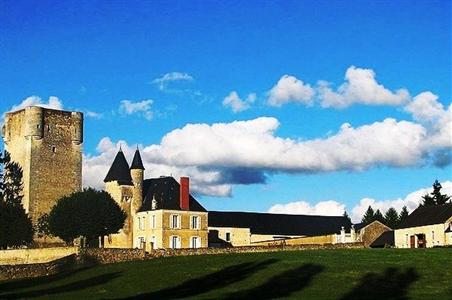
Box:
180 177 189 210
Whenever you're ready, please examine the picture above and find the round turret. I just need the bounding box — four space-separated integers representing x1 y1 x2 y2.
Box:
24 106 44 139
71 112 83 145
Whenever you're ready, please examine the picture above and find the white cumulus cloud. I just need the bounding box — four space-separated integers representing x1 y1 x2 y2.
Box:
223 91 256 113
267 75 315 107
317 66 410 108
8 95 64 112
268 200 345 216
82 114 447 197
119 99 154 120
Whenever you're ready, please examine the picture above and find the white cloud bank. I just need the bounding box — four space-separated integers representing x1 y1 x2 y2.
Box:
83 101 449 196
222 91 256 113
268 181 452 223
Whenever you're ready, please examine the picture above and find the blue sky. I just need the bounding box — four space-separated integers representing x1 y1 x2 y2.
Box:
1 0 451 221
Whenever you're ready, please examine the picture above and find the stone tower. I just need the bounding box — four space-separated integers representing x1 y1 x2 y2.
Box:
1 106 83 224
104 148 144 248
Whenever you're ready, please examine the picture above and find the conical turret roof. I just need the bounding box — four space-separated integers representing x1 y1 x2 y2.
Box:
104 149 133 185
130 148 145 170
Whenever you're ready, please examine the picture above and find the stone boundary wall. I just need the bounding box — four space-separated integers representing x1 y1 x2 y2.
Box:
0 243 364 281
147 242 364 259
0 254 77 281
80 248 146 264
0 247 78 265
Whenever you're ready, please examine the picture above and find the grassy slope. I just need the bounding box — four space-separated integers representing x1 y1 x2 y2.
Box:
0 248 451 299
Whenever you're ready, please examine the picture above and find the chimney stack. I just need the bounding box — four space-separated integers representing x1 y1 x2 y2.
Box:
180 177 189 210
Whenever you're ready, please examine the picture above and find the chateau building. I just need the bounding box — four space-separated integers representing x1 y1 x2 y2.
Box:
1 106 83 226
104 148 208 250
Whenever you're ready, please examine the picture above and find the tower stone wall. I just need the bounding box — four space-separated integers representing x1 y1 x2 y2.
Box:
2 106 83 225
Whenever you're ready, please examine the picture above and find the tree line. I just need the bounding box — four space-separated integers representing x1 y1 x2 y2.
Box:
358 180 450 229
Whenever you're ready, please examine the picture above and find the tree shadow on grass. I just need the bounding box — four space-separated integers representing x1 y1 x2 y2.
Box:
0 271 122 299
121 259 278 300
0 266 91 294
341 267 419 300
224 263 324 299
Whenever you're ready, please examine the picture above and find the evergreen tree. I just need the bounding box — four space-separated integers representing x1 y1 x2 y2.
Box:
35 213 52 242
384 207 400 229
361 206 375 224
399 206 409 223
343 211 351 223
431 180 451 205
374 209 385 223
48 188 126 246
421 193 436 207
0 151 34 249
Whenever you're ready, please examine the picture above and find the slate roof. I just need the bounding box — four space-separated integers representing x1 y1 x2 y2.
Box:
397 203 452 229
130 149 145 170
208 211 351 236
104 150 133 185
140 177 207 212
370 231 394 248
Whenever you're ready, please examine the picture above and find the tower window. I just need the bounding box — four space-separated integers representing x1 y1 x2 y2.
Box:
51 146 56 153
47 125 51 132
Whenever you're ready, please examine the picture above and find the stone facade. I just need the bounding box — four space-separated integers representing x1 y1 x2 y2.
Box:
2 106 83 225
356 221 392 247
134 210 208 250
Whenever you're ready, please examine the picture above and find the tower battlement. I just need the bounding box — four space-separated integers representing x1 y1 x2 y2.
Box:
2 106 83 226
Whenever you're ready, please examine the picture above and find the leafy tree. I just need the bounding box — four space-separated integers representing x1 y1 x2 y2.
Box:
399 206 409 222
431 180 451 205
374 209 385 224
361 206 375 224
48 188 126 247
35 213 52 242
343 211 351 223
0 151 34 249
384 207 400 229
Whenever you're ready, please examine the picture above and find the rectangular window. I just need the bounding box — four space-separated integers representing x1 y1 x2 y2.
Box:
170 215 180 229
191 215 200 229
225 232 231 242
151 215 156 229
138 237 145 249
150 236 156 249
139 217 145 230
191 236 200 249
170 236 180 249
432 231 435 245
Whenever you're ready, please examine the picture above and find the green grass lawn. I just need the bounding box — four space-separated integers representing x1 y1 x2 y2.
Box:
0 248 451 299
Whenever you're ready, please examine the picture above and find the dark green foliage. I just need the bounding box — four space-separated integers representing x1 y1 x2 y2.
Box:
421 180 451 207
431 180 451 205
35 213 52 239
0 151 34 249
343 211 351 223
399 206 409 222
374 209 384 224
421 193 436 207
361 206 375 224
48 188 126 246
383 207 399 229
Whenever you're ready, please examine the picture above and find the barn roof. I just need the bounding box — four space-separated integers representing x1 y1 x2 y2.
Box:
208 211 351 236
398 203 452 229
